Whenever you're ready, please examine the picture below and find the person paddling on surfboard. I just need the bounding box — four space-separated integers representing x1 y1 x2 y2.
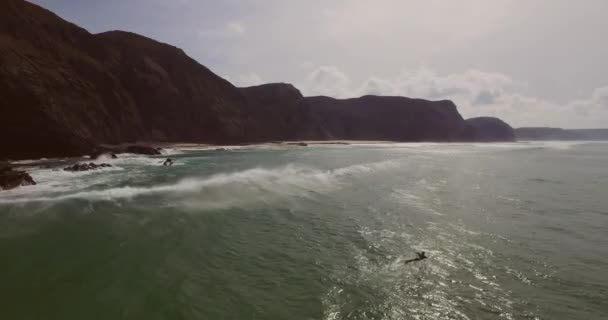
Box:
416 251 427 260
404 251 428 264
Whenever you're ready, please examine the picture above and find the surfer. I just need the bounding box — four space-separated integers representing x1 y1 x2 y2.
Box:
404 251 428 264
162 158 174 166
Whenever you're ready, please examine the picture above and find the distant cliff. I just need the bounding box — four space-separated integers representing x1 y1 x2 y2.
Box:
239 83 326 141
305 96 475 141
466 117 516 142
515 128 608 141
0 0 514 160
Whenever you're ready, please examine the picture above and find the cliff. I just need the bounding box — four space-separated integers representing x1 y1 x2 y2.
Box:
466 117 516 142
0 0 515 160
239 83 327 141
0 0 248 160
515 128 608 141
305 96 475 141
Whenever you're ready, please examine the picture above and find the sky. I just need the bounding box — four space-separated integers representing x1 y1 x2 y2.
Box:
30 0 608 128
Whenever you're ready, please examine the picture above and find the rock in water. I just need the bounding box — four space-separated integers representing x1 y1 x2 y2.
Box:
0 161 11 174
0 162 36 191
90 152 118 160
124 145 162 155
64 163 112 172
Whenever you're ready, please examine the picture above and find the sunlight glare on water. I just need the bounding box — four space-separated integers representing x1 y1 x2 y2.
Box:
1 141 607 320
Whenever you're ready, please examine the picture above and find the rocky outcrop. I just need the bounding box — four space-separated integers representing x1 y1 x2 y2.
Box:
64 162 112 172
305 96 474 141
92 144 161 157
0 162 10 174
515 128 608 141
91 153 118 160
123 145 161 155
0 162 36 190
466 117 516 142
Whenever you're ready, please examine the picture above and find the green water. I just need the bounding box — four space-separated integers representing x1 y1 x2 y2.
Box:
1 142 607 320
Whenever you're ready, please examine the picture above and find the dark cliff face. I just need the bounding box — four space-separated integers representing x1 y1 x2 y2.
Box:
0 0 145 159
1 0 515 160
93 31 249 143
239 83 327 141
466 117 516 142
305 96 474 142
0 0 248 159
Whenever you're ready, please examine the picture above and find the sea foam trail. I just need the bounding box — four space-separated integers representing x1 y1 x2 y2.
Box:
0 160 399 204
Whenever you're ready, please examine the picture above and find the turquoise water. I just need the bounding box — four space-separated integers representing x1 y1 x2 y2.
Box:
1 142 607 319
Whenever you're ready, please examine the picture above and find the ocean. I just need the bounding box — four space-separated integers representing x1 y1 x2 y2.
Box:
1 142 607 320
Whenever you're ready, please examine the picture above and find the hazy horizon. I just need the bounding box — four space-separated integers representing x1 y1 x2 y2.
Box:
29 0 608 129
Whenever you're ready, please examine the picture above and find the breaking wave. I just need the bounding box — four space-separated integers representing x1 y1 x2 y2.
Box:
0 160 399 205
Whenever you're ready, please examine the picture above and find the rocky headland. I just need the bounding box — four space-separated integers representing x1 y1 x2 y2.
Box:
1 0 516 165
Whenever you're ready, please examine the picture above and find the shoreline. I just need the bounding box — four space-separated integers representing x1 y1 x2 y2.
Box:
10 139 608 164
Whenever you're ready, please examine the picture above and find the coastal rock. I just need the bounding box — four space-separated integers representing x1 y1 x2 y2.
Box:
93 144 161 156
0 161 11 174
466 117 516 142
90 152 118 160
64 162 112 172
287 142 309 147
0 163 36 191
124 145 162 155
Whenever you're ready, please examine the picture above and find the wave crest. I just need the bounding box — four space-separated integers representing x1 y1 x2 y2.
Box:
0 160 399 205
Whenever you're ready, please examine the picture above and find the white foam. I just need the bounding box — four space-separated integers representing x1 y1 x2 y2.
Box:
0 160 399 205
175 144 281 152
160 148 184 156
0 165 125 201
533 140 586 150
12 158 50 165
90 154 175 167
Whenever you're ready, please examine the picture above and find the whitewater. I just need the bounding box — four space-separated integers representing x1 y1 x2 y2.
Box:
1 141 607 319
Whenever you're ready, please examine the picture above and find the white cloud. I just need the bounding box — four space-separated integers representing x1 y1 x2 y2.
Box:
591 86 608 106
301 66 352 98
224 73 264 87
225 22 245 35
321 0 513 43
33 0 608 128
198 21 245 39
298 65 608 128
